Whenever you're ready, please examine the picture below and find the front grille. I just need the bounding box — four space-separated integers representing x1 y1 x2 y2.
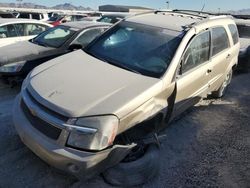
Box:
21 99 62 140
26 90 68 122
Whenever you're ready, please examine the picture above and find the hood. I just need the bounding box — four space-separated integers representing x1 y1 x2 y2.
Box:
0 41 54 65
27 50 162 118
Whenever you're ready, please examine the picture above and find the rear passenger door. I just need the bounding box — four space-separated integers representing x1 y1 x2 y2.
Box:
207 26 232 92
174 30 212 116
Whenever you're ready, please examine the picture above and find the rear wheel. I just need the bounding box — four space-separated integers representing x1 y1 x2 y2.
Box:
211 69 232 98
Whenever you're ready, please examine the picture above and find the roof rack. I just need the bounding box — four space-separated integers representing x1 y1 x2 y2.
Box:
154 10 208 19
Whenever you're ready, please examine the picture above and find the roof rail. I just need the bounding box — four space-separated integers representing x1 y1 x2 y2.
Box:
154 10 208 19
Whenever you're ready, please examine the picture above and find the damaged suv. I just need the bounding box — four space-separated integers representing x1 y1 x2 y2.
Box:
13 11 239 186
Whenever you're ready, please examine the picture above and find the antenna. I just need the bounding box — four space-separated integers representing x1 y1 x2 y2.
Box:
201 3 205 12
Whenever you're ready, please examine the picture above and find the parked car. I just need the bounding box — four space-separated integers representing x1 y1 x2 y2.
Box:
0 19 52 48
15 11 49 21
48 14 88 26
96 14 129 24
235 18 250 71
13 11 239 186
0 21 111 81
0 11 15 18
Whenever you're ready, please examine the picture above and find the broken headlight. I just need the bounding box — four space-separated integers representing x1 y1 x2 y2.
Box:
66 115 119 151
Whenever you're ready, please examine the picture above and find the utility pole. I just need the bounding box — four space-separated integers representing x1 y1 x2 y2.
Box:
166 1 170 9
218 8 221 13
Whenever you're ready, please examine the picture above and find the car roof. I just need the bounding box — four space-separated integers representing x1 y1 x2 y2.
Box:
61 21 112 29
126 12 204 31
0 18 51 25
126 11 233 32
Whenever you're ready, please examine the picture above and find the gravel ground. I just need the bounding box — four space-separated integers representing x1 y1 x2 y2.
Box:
0 72 249 188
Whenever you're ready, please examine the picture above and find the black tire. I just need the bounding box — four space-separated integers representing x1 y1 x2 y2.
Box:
211 69 232 98
102 144 160 187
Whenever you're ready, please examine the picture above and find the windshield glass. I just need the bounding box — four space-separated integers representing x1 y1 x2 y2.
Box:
85 21 183 78
33 25 76 48
237 25 250 38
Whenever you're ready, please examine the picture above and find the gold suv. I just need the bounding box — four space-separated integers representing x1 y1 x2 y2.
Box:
13 10 240 186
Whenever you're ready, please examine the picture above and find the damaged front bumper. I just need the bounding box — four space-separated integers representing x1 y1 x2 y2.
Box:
12 95 135 179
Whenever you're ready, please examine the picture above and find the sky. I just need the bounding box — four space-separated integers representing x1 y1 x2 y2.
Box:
0 0 249 11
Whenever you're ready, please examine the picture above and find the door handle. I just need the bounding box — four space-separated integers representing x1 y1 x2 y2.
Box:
226 54 231 59
207 69 212 74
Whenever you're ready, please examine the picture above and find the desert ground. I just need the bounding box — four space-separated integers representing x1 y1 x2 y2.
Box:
0 71 249 187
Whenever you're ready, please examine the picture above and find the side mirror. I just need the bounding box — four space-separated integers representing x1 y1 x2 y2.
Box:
68 43 83 51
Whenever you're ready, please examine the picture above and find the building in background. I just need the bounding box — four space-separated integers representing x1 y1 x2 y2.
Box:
99 5 154 13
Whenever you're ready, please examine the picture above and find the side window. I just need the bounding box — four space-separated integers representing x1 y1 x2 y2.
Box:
211 27 230 56
75 28 106 47
19 13 30 19
0 26 8 38
0 24 18 38
14 24 25 36
25 24 47 36
32 13 40 20
228 24 239 44
182 31 210 73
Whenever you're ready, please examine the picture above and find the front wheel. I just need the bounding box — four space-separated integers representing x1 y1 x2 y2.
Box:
211 69 232 98
102 144 160 187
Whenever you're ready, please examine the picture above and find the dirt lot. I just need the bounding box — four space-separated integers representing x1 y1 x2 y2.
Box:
0 72 249 188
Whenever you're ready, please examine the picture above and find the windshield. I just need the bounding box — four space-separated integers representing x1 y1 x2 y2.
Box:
85 21 183 78
32 25 76 48
237 25 250 38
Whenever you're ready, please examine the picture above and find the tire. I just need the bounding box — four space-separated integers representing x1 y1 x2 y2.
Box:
211 69 232 98
102 144 160 187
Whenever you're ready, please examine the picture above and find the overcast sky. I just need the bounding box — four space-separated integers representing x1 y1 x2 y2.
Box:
0 0 248 11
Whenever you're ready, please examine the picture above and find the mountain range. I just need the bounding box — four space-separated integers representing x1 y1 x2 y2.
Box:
0 2 93 11
0 2 249 14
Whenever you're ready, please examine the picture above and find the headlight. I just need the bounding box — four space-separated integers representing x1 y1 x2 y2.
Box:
66 115 119 150
0 61 26 73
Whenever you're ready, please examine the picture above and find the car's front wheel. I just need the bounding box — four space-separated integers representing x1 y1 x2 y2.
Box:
102 143 160 187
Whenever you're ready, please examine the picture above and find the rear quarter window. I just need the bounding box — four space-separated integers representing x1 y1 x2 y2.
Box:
228 24 239 44
211 27 230 56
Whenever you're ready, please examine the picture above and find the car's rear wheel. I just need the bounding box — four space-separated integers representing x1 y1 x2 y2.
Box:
211 69 232 98
102 143 160 187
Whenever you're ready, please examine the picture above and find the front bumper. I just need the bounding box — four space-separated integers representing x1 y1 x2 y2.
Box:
13 94 135 179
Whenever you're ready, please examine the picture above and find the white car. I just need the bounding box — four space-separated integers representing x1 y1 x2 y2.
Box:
15 12 50 21
0 19 52 47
